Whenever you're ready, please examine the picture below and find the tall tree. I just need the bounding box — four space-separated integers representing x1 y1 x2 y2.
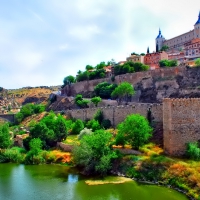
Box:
111 82 135 104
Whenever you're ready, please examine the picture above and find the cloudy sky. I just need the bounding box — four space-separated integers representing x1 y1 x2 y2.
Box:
0 0 199 89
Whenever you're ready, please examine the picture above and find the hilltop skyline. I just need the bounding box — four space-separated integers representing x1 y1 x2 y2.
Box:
0 0 199 89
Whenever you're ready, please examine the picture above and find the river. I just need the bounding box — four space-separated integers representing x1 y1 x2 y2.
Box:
0 163 188 200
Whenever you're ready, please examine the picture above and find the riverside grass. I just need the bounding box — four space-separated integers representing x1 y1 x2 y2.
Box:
117 143 200 200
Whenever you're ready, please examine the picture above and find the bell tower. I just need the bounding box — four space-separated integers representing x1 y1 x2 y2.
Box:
155 28 165 51
194 11 200 38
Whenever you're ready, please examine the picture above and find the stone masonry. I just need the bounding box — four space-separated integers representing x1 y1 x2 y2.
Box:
163 98 200 156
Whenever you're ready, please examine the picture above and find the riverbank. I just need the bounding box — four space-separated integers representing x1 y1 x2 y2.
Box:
0 144 200 200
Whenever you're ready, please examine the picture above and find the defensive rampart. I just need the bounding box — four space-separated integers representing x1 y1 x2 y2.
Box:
163 98 200 156
65 103 163 127
63 98 200 156
62 66 186 97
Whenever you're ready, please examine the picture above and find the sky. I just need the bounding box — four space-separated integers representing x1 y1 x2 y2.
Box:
0 0 199 89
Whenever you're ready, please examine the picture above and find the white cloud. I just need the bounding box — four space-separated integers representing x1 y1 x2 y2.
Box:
0 0 200 89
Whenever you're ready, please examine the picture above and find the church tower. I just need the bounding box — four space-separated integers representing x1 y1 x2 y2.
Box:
194 11 200 38
155 29 165 52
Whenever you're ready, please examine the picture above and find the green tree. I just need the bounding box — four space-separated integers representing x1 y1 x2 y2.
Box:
117 114 152 150
72 130 117 176
111 82 135 104
160 45 169 51
29 138 43 155
186 142 200 160
94 82 117 99
85 65 94 71
0 124 12 149
71 119 84 135
195 58 200 66
63 75 75 85
86 119 101 131
54 115 68 142
75 94 89 108
91 96 102 107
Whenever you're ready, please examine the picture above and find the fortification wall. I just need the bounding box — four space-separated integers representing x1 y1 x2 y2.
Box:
65 103 163 127
163 98 200 156
62 66 187 100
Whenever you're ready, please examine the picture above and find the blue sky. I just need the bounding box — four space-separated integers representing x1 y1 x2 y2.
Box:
0 0 199 89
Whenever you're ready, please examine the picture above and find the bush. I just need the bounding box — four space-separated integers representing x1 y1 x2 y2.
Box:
71 119 84 135
73 130 118 176
101 119 112 129
0 123 12 149
117 114 152 149
94 109 104 124
78 128 93 140
86 119 101 131
186 142 200 160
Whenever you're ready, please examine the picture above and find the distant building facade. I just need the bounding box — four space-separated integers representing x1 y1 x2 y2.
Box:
184 38 200 59
144 51 168 69
156 12 200 52
126 54 144 64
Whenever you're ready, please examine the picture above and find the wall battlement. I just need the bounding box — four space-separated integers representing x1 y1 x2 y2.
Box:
63 98 200 156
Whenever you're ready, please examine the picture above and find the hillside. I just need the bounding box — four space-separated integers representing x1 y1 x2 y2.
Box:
0 86 60 114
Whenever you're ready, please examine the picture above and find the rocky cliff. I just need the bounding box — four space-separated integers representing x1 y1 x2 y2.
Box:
62 66 200 103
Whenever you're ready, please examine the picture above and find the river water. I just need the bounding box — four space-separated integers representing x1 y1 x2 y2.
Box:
0 163 188 200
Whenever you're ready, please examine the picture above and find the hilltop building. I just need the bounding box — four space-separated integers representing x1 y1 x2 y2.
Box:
156 11 200 52
144 51 168 70
126 54 144 64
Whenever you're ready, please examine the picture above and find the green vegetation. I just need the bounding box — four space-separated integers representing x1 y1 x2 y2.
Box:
111 82 135 104
159 59 178 67
15 103 45 124
195 58 200 66
160 45 169 51
71 119 84 135
114 61 149 76
74 94 89 108
116 114 152 149
186 142 200 160
94 82 117 99
25 112 68 150
91 96 102 107
73 130 117 176
0 123 12 149
63 75 76 87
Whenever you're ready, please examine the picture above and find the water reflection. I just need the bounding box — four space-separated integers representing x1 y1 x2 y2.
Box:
0 163 188 200
67 174 79 183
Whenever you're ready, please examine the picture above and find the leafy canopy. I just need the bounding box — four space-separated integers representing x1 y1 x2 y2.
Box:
111 82 135 103
117 114 152 149
0 123 12 149
73 130 117 176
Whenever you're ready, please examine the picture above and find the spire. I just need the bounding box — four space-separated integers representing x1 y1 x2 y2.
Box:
147 47 149 54
156 28 164 39
194 11 200 25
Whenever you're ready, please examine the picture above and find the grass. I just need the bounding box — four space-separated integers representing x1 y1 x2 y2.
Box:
63 135 79 145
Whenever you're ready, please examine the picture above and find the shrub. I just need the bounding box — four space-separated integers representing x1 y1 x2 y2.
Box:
186 142 200 160
101 119 111 129
117 114 152 150
86 119 101 131
73 130 118 176
0 123 12 149
78 128 93 140
71 119 84 135
94 109 104 124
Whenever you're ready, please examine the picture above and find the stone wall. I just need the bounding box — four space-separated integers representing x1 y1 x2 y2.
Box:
65 103 163 127
163 98 200 156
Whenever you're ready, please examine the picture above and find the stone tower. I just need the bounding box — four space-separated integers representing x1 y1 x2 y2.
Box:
194 11 200 38
155 28 165 52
